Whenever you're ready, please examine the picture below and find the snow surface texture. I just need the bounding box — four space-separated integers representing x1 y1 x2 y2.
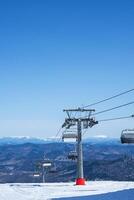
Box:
0 181 134 200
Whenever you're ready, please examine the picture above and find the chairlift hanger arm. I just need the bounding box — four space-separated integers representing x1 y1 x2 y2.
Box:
66 111 71 118
88 111 92 118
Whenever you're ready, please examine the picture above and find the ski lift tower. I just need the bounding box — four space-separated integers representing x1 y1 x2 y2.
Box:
62 108 98 185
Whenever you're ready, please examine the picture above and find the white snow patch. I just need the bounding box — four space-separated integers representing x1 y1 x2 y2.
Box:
0 181 133 200
93 135 108 138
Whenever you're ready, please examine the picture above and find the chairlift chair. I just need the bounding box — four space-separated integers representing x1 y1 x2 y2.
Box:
62 133 78 141
49 165 57 173
121 129 134 143
68 151 77 160
83 121 88 129
33 172 40 177
42 158 52 167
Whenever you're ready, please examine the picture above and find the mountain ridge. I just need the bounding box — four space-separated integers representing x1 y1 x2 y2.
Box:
0 136 120 145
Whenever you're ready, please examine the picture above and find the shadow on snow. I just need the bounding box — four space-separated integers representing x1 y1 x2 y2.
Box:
53 188 134 200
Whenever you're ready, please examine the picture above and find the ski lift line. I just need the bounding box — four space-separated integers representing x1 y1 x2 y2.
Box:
98 115 134 122
54 126 64 143
91 101 134 116
81 88 134 109
82 115 134 136
82 129 88 136
58 127 69 142
55 126 62 137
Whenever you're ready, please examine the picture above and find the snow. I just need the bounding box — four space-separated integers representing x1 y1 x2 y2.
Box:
0 181 133 200
92 135 108 138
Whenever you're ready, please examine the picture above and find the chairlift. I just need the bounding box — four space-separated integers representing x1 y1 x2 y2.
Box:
62 133 78 141
42 158 52 167
49 165 57 173
121 129 134 143
33 172 40 177
68 151 77 160
83 121 88 129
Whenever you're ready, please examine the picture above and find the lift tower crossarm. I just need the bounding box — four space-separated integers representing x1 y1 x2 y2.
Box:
63 108 95 112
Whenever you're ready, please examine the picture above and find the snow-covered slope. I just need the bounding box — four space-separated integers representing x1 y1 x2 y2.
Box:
0 181 134 200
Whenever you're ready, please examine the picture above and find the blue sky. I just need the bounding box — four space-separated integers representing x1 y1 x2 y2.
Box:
0 0 134 138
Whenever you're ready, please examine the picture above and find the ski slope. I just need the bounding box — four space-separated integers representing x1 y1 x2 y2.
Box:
0 181 134 200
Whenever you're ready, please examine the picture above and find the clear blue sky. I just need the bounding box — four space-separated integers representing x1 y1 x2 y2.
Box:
0 0 134 138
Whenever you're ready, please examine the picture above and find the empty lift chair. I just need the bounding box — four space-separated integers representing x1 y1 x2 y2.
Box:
62 130 78 161
121 129 134 143
49 164 57 173
68 151 77 160
62 133 78 141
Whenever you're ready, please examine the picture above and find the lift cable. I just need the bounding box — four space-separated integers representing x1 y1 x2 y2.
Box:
98 114 134 122
82 129 88 136
57 100 134 140
55 126 63 141
82 114 134 137
91 101 134 116
82 88 134 109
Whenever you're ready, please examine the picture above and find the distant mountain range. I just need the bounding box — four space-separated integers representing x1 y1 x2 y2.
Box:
0 136 57 145
0 136 120 145
0 136 133 183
